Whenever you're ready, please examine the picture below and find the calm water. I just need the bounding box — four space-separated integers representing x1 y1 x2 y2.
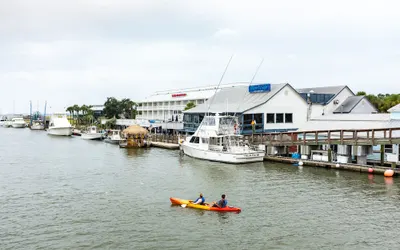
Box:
1 128 400 249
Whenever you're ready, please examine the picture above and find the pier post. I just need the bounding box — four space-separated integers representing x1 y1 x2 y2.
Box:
337 145 351 163
328 148 332 162
352 146 372 165
380 145 385 166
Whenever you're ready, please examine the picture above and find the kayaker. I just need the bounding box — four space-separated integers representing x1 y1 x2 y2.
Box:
212 194 227 208
193 193 205 205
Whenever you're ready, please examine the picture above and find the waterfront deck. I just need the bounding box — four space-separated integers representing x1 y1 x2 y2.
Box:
264 156 399 176
246 127 400 146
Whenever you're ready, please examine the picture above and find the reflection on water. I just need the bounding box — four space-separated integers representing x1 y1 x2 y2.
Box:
124 148 149 158
2 128 400 249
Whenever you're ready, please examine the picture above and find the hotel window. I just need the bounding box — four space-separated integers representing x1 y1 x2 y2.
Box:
385 144 393 154
266 113 275 123
285 113 293 123
276 113 284 123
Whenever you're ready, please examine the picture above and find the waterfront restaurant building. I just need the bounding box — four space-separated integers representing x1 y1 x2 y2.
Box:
135 83 248 132
183 83 378 134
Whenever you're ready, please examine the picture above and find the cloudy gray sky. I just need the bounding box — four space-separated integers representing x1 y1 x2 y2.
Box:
1 0 399 114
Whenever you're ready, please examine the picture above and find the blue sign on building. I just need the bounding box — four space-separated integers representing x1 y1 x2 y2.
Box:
248 84 271 93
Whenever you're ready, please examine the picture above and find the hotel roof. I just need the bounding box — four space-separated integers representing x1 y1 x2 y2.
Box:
139 82 249 103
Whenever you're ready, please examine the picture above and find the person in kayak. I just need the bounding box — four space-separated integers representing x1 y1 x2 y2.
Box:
193 193 205 205
212 194 227 208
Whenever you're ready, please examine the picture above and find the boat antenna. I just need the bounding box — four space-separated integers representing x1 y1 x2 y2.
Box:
191 54 233 137
206 54 234 116
231 58 264 131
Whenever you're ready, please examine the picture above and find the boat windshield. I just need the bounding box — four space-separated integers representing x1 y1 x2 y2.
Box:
201 117 216 126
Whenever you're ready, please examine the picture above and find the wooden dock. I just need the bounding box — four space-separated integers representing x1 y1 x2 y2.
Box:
264 156 398 176
245 127 400 146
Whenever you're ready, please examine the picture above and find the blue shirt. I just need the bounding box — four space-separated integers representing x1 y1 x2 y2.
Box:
194 197 205 204
218 199 227 208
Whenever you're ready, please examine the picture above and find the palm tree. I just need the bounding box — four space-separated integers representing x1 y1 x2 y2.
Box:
72 104 80 125
66 106 74 122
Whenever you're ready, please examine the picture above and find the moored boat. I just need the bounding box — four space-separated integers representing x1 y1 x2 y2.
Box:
30 121 45 130
169 197 241 212
47 113 73 136
181 114 265 164
104 129 123 144
11 117 26 128
81 126 103 140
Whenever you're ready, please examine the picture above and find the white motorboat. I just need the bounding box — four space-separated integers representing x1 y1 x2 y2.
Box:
81 126 104 140
104 129 123 144
30 121 45 130
180 114 265 164
4 120 12 128
0 116 6 127
11 117 26 128
47 113 73 136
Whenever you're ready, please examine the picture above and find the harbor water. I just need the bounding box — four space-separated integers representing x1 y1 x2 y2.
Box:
1 128 400 249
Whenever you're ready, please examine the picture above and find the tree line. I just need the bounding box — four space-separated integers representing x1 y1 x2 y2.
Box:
65 104 94 125
356 91 400 113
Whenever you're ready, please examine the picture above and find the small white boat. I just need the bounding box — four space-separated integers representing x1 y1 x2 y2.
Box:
81 126 104 140
30 121 45 130
0 116 6 127
47 113 73 136
11 118 26 128
104 129 123 144
4 120 12 128
181 114 265 164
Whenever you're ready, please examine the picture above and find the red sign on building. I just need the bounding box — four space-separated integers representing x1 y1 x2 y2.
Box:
172 93 187 97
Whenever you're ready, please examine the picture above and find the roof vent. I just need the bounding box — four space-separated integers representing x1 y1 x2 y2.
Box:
333 100 339 105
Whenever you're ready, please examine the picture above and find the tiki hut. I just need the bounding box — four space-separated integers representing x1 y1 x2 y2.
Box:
120 125 150 148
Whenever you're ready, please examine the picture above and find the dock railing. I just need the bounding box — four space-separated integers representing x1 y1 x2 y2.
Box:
249 127 400 146
147 134 179 144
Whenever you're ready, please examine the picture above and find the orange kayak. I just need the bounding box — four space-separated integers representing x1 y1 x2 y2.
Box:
170 197 241 213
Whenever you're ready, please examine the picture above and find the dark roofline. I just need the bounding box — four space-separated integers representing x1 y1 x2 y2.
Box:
297 85 355 105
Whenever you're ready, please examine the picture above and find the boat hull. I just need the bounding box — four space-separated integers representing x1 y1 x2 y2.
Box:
30 125 44 130
81 133 103 140
47 127 72 136
104 138 121 144
181 144 264 164
12 123 26 128
170 197 241 212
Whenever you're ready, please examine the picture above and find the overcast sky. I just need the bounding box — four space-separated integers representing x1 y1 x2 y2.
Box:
1 0 399 114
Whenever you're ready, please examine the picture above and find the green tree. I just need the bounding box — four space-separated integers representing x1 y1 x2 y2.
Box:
184 102 196 111
356 91 366 96
120 98 137 119
358 91 400 113
103 97 122 119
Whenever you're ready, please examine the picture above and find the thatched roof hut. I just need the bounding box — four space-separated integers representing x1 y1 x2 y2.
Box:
122 125 148 135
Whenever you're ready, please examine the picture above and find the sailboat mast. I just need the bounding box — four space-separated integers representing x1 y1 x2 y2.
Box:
30 100 33 126
43 101 47 124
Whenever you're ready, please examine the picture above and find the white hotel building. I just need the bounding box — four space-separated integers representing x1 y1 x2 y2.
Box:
136 83 248 130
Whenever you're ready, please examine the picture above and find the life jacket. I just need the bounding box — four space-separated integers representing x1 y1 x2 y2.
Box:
218 199 227 208
195 197 205 205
